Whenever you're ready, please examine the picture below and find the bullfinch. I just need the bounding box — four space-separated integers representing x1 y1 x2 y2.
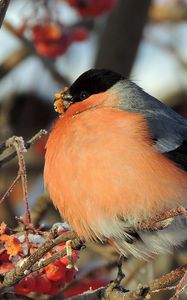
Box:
44 69 187 259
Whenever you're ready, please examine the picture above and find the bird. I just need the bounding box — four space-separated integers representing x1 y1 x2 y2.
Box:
44 69 187 259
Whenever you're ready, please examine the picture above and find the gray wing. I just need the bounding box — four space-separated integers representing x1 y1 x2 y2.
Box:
118 79 187 153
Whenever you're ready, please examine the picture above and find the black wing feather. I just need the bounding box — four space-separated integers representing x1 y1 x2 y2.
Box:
166 141 187 171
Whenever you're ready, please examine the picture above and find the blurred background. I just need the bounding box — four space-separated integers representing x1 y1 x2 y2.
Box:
0 0 187 299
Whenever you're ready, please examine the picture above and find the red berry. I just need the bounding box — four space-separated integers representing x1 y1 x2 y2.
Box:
0 251 10 263
32 24 61 43
34 274 52 294
0 262 14 274
45 261 66 282
15 274 36 295
66 0 117 17
72 27 89 41
65 268 76 283
32 23 73 58
47 278 66 295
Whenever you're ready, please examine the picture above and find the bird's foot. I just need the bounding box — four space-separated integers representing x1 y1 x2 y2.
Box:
114 256 126 285
107 256 129 294
66 240 78 271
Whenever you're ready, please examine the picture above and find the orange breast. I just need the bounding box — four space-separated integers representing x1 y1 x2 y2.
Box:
44 106 187 239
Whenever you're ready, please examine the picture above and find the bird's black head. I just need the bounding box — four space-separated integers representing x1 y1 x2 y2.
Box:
68 69 124 102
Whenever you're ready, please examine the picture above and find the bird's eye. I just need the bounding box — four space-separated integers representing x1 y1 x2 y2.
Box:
80 91 89 100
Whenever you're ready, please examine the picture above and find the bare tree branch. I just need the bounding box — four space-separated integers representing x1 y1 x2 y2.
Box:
0 230 83 290
3 20 70 86
0 0 10 28
95 0 151 77
0 47 30 80
0 129 47 168
66 264 187 300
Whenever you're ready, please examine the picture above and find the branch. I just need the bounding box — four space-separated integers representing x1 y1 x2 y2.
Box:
5 136 31 224
0 129 47 168
0 0 10 28
3 20 70 86
66 264 187 300
150 264 187 292
0 230 83 290
0 47 30 80
95 0 151 77
0 293 33 299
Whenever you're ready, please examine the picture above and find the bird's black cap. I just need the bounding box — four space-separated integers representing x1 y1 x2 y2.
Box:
69 69 124 102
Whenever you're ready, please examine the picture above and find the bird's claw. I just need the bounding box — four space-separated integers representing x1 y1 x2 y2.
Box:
106 256 129 296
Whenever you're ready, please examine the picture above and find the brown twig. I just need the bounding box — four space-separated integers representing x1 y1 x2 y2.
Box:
0 47 30 80
170 271 187 300
0 129 47 168
0 130 47 224
31 246 68 273
150 264 187 296
66 284 148 300
0 0 10 28
0 230 82 290
139 206 187 231
3 20 70 86
6 136 31 225
66 264 187 300
0 174 20 204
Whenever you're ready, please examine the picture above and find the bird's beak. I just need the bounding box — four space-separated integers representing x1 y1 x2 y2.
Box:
54 87 73 114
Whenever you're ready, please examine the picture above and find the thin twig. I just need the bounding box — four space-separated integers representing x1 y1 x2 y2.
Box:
0 0 10 28
0 129 47 168
140 206 187 231
0 47 30 80
7 136 31 225
0 174 20 204
169 271 187 300
3 20 70 86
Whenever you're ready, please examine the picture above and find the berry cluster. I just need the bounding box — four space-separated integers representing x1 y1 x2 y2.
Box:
17 0 117 59
18 22 89 58
0 228 79 296
66 0 117 17
15 246 78 295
